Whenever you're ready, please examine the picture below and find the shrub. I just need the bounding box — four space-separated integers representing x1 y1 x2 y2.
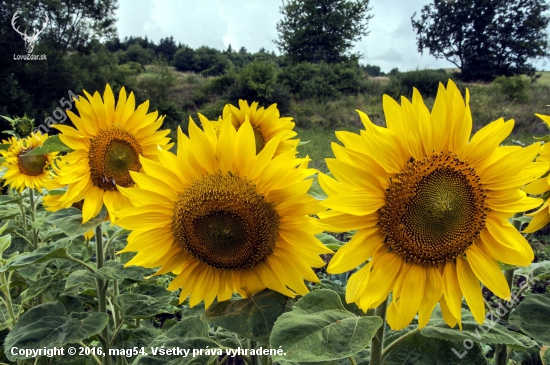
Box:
172 46 195 72
492 75 530 102
386 69 452 98
125 44 154 66
278 62 367 101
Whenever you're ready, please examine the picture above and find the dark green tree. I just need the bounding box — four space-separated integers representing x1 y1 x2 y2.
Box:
274 0 372 63
156 36 177 60
0 0 118 135
411 0 550 81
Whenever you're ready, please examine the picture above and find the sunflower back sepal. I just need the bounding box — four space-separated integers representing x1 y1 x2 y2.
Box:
202 289 290 345
269 289 382 363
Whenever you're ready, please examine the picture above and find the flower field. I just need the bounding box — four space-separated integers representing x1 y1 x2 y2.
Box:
0 80 549 365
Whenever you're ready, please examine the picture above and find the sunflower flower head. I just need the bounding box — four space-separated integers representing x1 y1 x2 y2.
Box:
115 117 331 308
1 132 58 192
210 100 298 155
522 113 550 233
319 80 546 330
9 114 35 139
44 84 173 223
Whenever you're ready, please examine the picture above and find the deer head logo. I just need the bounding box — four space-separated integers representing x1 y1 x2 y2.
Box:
11 11 48 54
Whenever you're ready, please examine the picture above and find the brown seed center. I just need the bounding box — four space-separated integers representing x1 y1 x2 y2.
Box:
88 129 143 191
173 174 279 270
380 151 488 266
18 153 47 176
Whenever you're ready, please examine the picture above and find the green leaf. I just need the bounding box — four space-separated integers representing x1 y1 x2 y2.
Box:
0 247 70 272
47 188 67 196
0 195 18 205
420 316 536 350
114 293 177 319
298 140 310 146
133 337 221 365
164 316 210 339
0 233 12 255
64 270 96 293
45 207 106 238
0 143 10 151
0 115 15 124
203 289 289 345
20 274 54 304
516 260 550 280
307 175 328 200
4 302 108 360
509 293 550 343
24 135 72 155
270 289 383 362
382 328 488 365
95 262 154 281
315 233 343 250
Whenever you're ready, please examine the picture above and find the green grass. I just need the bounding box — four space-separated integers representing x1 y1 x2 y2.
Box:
296 126 361 173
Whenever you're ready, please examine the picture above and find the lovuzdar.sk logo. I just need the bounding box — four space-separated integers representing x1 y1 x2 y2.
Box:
11 10 48 60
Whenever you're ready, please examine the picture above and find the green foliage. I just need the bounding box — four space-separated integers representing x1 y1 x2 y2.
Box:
239 59 277 100
270 289 383 362
412 0 550 81
382 326 488 364
386 69 452 98
203 289 290 345
172 45 196 72
5 302 108 361
25 135 72 155
509 294 550 343
493 75 530 102
279 62 367 101
362 64 382 77
125 44 155 66
275 0 373 63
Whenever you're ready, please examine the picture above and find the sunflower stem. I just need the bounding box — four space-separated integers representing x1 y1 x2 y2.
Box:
370 297 388 365
380 328 420 362
348 356 358 365
494 216 522 365
95 224 111 365
493 267 515 365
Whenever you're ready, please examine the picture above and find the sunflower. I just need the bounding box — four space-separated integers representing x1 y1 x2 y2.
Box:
115 117 331 308
1 132 58 192
319 80 546 330
210 100 298 155
45 84 173 223
522 114 550 233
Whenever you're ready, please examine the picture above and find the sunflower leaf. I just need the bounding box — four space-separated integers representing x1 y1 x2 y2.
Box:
202 289 290 345
24 135 72 155
4 302 108 361
420 315 536 350
95 262 154 281
45 207 107 238
270 289 382 362
542 346 550 365
315 233 343 250
307 175 328 200
114 293 177 319
0 143 10 151
516 260 550 280
0 247 70 272
382 327 488 365
509 293 550 343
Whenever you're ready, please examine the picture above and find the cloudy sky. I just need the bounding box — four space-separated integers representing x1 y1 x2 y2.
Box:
116 0 549 73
